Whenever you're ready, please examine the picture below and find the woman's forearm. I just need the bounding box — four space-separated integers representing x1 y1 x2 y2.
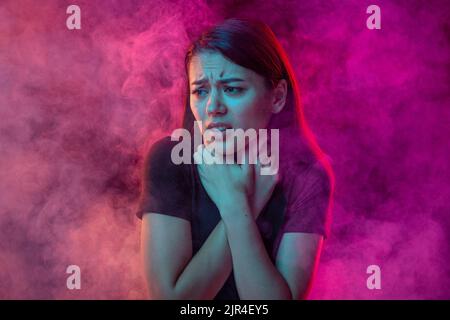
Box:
172 219 233 299
221 203 293 300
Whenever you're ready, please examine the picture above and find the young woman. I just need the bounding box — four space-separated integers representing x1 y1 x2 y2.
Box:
136 18 335 300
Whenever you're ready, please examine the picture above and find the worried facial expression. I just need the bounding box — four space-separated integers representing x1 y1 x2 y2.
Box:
188 51 286 154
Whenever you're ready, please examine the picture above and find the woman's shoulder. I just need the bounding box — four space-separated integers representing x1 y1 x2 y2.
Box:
278 129 332 192
143 135 192 178
278 152 334 238
145 136 178 160
279 140 333 203
144 135 186 165
137 136 193 221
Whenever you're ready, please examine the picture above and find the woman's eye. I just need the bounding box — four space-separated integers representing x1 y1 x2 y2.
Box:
224 86 244 95
192 88 208 97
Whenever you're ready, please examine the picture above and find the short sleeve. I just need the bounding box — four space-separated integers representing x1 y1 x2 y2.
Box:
282 160 333 238
135 136 192 221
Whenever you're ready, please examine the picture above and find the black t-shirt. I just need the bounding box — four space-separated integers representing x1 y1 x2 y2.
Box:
136 134 332 300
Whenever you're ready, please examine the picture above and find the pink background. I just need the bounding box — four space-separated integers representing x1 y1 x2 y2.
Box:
0 0 449 299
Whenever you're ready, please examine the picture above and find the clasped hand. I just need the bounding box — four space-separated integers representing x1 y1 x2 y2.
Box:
193 144 278 222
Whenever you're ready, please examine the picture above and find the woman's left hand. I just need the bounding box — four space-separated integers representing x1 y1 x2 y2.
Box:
194 144 254 220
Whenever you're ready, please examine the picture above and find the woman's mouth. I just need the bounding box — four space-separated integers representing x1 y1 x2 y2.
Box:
204 122 233 143
206 122 233 131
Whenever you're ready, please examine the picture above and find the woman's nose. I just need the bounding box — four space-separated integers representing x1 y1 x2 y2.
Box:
206 89 227 115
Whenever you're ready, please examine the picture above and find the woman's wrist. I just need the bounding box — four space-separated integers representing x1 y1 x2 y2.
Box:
218 200 254 225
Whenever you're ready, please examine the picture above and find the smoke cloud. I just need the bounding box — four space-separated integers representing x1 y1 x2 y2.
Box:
0 0 449 298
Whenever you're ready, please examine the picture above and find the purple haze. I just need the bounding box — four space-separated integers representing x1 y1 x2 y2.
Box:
0 0 449 299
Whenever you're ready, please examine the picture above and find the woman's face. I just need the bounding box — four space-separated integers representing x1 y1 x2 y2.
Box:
188 51 277 154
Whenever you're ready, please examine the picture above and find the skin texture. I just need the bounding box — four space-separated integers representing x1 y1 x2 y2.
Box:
141 51 323 300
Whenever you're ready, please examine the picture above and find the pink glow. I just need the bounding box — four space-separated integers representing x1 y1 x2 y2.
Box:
0 0 449 299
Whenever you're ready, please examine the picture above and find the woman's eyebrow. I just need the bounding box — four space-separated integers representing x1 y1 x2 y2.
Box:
191 77 246 86
191 78 208 86
218 78 245 84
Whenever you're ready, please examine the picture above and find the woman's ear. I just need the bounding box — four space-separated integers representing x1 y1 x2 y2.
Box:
271 79 288 114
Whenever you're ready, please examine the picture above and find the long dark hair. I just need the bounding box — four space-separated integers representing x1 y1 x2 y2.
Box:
182 18 334 189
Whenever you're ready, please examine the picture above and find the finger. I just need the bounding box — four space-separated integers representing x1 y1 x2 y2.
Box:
193 144 204 164
202 145 216 165
258 135 268 158
254 159 262 176
204 140 215 156
248 136 259 165
193 151 202 165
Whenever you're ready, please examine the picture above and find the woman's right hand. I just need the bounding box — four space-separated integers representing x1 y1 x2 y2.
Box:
194 145 254 221
194 144 279 221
